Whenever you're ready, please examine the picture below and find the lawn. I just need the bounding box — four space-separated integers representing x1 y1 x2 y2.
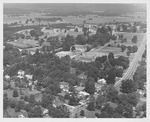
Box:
7 39 39 49
116 32 145 47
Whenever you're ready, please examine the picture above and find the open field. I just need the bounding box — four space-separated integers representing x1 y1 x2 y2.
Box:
63 15 146 25
4 12 146 25
7 39 39 49
115 32 145 47
75 32 145 63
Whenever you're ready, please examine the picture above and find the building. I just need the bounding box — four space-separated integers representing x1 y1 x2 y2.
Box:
60 81 69 92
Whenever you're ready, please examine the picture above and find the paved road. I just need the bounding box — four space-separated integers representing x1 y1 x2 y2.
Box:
114 34 146 91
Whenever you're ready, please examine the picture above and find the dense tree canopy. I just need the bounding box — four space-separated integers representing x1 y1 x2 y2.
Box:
120 79 138 94
62 35 75 51
85 77 95 94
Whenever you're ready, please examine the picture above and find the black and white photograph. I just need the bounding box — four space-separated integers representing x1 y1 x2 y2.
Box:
2 0 148 119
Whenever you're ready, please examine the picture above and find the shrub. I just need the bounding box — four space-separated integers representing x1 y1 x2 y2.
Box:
19 90 24 95
23 104 32 112
20 96 25 99
120 79 138 94
80 110 85 116
24 95 29 102
9 100 17 108
13 89 19 97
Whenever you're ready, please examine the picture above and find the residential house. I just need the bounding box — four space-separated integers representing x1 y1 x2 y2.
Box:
5 75 10 80
74 86 85 92
53 97 63 108
60 81 69 92
97 78 106 85
25 74 33 80
18 70 25 76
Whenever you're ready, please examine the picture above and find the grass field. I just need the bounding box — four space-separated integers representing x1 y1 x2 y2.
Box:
75 32 145 63
7 39 39 49
4 12 146 25
116 32 145 47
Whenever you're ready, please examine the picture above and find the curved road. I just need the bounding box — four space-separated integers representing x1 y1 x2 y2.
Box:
114 34 146 90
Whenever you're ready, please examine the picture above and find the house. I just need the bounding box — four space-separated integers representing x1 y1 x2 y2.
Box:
58 91 67 97
5 75 10 80
97 78 106 85
95 83 103 92
41 107 49 115
18 70 25 76
60 82 69 92
74 45 87 52
53 97 63 108
67 31 83 37
77 73 87 80
63 103 75 113
25 74 33 80
78 91 89 99
75 86 85 92
56 51 73 58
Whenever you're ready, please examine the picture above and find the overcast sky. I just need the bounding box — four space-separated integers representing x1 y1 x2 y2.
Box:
4 3 146 13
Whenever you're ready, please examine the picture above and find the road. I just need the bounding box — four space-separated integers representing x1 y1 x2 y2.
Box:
114 34 146 91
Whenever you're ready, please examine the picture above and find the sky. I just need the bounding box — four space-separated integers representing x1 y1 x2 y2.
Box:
3 3 146 13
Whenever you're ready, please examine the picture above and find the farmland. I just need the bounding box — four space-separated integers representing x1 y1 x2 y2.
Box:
4 12 146 25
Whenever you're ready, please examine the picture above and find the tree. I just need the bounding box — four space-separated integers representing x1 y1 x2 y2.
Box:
30 30 36 37
132 35 138 43
23 103 32 112
96 95 108 109
9 99 17 108
116 68 123 77
105 85 118 102
115 104 124 115
95 55 107 64
62 35 75 51
132 46 138 53
47 36 61 54
41 93 54 108
106 68 116 84
112 113 123 118
85 77 95 95
29 94 36 104
16 100 25 111
29 106 43 118
13 89 19 97
127 51 130 56
121 45 126 52
127 92 140 107
3 97 9 110
83 27 89 36
120 79 138 94
71 45 76 52
80 110 85 116
86 64 101 81
68 92 79 106
111 34 117 40
87 101 95 111
48 104 70 118
46 84 61 95
119 34 123 40
98 103 114 118
75 35 87 45
108 52 114 60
